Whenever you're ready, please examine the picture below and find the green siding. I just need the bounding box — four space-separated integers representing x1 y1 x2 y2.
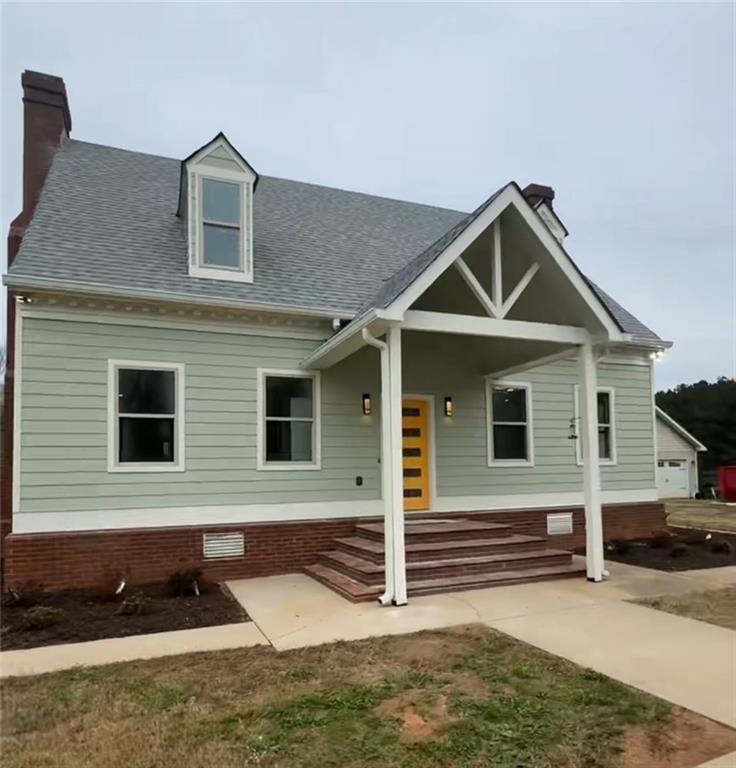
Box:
19 314 655 516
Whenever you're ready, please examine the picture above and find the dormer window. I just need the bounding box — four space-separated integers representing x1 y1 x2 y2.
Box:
201 178 242 268
179 133 257 284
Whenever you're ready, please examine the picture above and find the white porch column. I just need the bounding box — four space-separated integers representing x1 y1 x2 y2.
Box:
388 324 408 604
578 341 605 581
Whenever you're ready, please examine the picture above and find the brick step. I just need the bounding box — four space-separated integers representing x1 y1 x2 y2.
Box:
304 562 587 603
355 519 512 543
317 548 572 585
332 533 549 564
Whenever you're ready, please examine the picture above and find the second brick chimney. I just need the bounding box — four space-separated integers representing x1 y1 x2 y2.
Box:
7 70 72 264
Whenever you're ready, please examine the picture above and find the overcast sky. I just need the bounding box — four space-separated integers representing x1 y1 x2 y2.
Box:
2 2 734 389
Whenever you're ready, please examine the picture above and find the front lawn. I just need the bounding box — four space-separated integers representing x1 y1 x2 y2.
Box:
636 587 736 630
3 624 735 768
666 499 736 534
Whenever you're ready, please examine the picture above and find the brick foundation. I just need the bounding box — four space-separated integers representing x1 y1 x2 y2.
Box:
2 501 665 591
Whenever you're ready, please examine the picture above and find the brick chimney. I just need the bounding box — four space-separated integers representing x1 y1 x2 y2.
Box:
2 71 71 550
7 70 72 264
522 183 555 210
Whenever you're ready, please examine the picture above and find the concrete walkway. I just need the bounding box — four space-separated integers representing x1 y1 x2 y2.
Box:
0 621 267 678
228 559 736 727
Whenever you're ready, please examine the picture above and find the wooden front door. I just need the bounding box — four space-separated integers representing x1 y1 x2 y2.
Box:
402 399 430 511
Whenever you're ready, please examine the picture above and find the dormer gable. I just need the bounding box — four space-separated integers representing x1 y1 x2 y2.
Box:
178 133 258 283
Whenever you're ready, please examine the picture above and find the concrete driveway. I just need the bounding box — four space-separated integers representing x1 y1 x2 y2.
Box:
228 559 736 728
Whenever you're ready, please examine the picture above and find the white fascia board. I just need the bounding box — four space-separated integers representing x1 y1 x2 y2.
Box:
3 275 349 320
403 310 591 344
186 134 256 180
656 407 707 451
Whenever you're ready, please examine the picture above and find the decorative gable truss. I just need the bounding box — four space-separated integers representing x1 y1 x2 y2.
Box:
179 133 258 284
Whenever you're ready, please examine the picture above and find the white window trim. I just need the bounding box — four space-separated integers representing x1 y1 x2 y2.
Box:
107 359 186 473
573 385 617 466
188 163 254 284
256 368 322 471
485 379 535 467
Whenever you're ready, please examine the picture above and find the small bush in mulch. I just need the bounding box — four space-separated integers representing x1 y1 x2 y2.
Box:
606 539 631 555
669 543 688 559
0 580 248 651
7 580 46 608
116 593 155 616
600 528 736 572
23 606 64 630
165 568 205 598
711 539 733 555
649 531 673 550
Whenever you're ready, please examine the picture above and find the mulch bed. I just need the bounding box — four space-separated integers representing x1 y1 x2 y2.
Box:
599 528 736 572
0 581 249 651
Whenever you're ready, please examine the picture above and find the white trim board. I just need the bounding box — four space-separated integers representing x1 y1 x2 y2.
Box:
12 489 659 534
11 299 24 517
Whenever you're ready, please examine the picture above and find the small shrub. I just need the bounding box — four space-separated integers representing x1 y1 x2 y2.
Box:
23 606 63 630
117 593 154 616
711 539 734 555
669 543 688 559
7 580 45 608
649 531 672 550
165 568 203 598
608 538 631 555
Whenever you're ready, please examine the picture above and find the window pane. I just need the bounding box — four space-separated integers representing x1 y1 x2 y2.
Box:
266 377 313 418
266 420 313 462
119 369 175 414
202 178 240 224
492 387 526 423
597 392 610 425
119 417 175 463
493 424 527 460
598 426 611 460
203 224 240 268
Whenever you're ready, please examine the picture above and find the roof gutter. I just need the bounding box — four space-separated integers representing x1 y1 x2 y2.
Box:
2 274 351 321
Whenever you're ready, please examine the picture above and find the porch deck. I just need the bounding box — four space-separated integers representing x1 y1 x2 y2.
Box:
305 517 585 602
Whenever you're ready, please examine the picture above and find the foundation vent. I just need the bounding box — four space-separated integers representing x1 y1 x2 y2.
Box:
203 532 245 559
546 512 573 536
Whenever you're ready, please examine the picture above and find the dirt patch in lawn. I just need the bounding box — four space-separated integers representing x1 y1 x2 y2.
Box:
5 623 736 768
622 708 736 768
0 582 248 650
598 528 736 571
636 587 736 630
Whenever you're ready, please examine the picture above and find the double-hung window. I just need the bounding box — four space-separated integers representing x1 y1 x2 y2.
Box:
258 370 321 470
486 381 534 465
108 361 185 472
574 386 616 464
201 177 242 269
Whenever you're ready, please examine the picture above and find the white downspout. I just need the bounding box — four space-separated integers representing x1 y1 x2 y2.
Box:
361 328 395 605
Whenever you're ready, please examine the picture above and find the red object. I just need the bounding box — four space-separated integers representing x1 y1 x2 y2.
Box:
718 466 736 502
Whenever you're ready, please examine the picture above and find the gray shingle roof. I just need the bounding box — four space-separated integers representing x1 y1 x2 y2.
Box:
9 139 662 343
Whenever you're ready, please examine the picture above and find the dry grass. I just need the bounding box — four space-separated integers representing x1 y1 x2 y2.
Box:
636 587 736 630
2 624 734 768
665 499 736 533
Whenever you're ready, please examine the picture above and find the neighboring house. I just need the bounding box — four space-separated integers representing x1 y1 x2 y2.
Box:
2 71 671 602
655 407 706 499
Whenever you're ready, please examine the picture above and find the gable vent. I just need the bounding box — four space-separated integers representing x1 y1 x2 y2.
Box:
546 513 573 536
203 532 245 560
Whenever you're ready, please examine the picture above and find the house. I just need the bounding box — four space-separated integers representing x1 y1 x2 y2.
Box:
655 408 706 499
2 71 671 603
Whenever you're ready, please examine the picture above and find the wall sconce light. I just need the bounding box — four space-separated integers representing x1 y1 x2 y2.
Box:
444 396 453 418
362 393 372 416
568 416 579 440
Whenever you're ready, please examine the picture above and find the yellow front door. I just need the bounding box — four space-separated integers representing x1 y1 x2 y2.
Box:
402 399 430 511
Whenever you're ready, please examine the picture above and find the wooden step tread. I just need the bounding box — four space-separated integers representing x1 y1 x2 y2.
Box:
320 547 571 574
333 533 548 556
356 519 511 537
305 562 586 602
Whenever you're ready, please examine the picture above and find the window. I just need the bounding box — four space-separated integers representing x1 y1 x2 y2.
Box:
574 386 616 465
201 178 241 269
108 361 185 472
486 381 533 465
257 369 321 470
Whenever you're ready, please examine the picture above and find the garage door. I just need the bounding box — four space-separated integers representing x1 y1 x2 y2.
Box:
657 460 689 498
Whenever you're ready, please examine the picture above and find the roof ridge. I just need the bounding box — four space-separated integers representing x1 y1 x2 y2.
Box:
66 138 467 217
